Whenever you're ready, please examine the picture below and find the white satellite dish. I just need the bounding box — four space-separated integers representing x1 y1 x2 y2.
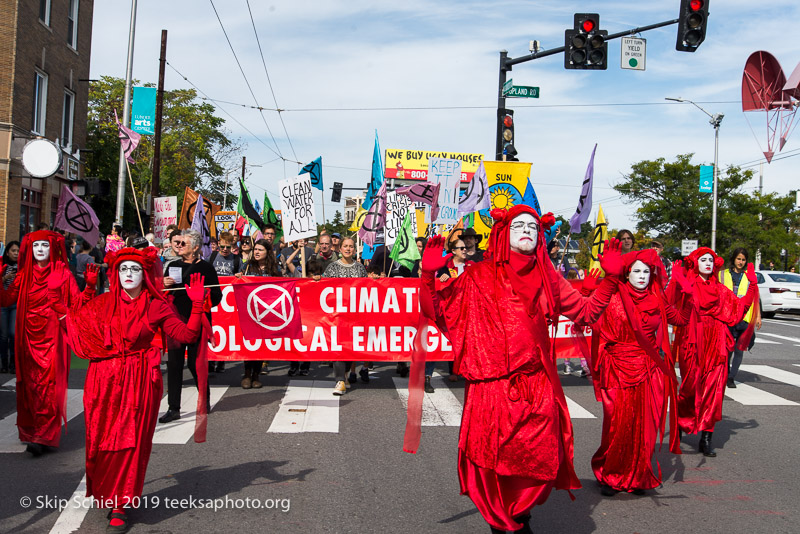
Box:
21 138 62 178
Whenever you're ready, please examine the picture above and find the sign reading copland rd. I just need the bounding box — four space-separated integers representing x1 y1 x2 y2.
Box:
279 175 318 241
505 85 539 98
621 37 646 71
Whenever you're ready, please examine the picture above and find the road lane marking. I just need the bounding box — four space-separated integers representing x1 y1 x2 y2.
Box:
739 365 800 388
753 338 780 344
268 380 339 433
0 389 84 453
393 373 463 426
565 395 596 418
153 386 227 444
762 319 800 328
758 332 800 344
48 475 87 534
724 383 799 406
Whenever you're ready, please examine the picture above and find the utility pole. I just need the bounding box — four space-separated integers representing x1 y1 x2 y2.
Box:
150 29 167 231
115 0 138 226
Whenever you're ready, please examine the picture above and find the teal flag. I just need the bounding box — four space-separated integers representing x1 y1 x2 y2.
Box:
131 86 157 135
362 131 384 210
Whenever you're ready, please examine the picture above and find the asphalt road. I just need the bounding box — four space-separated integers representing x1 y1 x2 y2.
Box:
1 314 798 534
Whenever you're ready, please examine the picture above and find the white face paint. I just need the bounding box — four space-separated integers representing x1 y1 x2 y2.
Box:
509 213 539 255
698 253 715 275
627 260 651 290
32 240 50 262
118 260 144 290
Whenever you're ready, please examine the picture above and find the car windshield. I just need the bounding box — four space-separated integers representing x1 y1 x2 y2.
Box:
768 273 800 283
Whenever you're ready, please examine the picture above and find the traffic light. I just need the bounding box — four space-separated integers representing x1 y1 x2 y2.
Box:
676 0 709 52
331 182 343 203
565 13 607 70
499 109 518 162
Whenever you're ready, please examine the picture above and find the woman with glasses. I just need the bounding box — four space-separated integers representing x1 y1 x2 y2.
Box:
239 236 255 264
160 230 222 425
235 239 281 388
436 239 474 285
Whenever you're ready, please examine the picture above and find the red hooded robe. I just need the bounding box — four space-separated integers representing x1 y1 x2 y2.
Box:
669 247 756 434
63 247 208 503
421 205 618 531
0 230 94 447
591 250 691 492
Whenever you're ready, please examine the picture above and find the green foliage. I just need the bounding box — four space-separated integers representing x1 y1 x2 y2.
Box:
85 76 243 232
614 154 800 266
317 211 349 237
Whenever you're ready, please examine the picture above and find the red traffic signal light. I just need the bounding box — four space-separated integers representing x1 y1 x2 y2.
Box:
676 0 709 52
565 13 607 70
503 114 513 128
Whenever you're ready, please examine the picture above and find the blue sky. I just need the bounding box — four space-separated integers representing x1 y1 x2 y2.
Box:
90 1 800 232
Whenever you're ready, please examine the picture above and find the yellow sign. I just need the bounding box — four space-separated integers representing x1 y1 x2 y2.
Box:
384 149 484 183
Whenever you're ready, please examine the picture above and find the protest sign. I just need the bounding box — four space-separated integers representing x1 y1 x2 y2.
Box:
426 157 462 224
178 187 221 237
385 192 416 247
153 196 177 242
278 175 317 241
385 149 483 183
213 211 237 235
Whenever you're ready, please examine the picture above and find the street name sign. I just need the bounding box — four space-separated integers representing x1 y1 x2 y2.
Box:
505 86 539 98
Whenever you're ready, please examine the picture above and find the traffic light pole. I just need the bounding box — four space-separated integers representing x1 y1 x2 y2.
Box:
497 17 679 160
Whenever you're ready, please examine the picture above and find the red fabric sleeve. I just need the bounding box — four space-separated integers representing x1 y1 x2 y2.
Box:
149 299 204 343
559 276 618 326
0 276 20 307
664 294 692 326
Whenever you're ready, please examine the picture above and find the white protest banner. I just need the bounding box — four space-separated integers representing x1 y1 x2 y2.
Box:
153 196 177 242
385 191 416 247
426 157 462 224
279 175 318 241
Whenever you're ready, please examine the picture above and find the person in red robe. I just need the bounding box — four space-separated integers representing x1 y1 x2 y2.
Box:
418 205 624 533
590 250 693 496
50 247 208 533
0 230 96 456
669 247 757 456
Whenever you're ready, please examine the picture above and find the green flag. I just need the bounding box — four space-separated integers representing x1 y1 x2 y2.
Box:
236 179 265 232
261 191 283 240
390 212 421 270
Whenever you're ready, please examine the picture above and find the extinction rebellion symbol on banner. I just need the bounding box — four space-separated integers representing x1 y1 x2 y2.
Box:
247 284 295 330
232 280 303 340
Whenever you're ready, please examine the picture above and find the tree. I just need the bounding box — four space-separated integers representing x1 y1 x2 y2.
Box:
85 76 244 232
317 211 349 237
614 154 800 265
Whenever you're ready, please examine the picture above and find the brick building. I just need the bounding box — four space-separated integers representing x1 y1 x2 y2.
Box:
0 0 93 244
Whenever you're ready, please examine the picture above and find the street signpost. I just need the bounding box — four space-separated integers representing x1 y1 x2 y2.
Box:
504 85 540 98
620 36 646 70
502 78 513 95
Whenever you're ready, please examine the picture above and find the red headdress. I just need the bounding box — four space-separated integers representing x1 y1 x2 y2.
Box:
105 247 165 303
623 249 667 291
684 247 724 277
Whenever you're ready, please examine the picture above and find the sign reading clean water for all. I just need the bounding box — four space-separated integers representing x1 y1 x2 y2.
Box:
620 37 646 71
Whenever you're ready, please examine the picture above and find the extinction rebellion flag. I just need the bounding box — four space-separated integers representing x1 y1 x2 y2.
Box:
231 279 303 341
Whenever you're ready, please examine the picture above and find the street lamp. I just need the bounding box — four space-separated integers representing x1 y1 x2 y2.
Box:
666 97 724 250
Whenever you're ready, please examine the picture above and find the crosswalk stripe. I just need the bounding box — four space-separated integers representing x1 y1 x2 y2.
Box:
48 474 88 534
268 380 339 433
152 387 228 444
724 383 799 406
393 374 463 427
758 332 800 344
0 389 84 453
739 365 800 388
565 395 596 419
753 338 781 345
762 318 800 328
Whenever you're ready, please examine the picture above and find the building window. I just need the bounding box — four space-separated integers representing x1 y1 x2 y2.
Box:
20 188 42 240
62 89 74 148
39 0 50 25
67 0 79 49
32 70 48 135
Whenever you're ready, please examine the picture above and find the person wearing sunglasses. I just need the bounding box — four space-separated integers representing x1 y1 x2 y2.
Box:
437 239 474 285
160 230 222 424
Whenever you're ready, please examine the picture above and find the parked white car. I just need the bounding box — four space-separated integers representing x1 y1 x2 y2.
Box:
756 271 800 318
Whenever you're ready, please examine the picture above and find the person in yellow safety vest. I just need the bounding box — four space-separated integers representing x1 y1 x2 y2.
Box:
719 247 762 388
